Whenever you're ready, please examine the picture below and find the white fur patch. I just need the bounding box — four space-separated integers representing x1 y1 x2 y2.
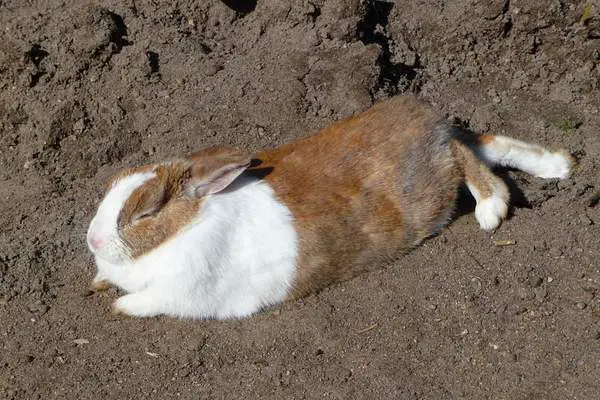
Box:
91 176 298 320
531 151 572 179
477 136 572 179
87 172 156 264
474 195 508 231
467 182 509 231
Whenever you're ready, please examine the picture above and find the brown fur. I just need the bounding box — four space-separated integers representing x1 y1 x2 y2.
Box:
117 163 203 259
250 96 462 298
452 139 504 200
476 133 496 145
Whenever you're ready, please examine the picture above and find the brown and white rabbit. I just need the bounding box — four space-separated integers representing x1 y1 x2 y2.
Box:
86 96 574 319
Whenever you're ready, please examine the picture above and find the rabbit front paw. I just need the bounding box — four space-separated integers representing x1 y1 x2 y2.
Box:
112 293 163 318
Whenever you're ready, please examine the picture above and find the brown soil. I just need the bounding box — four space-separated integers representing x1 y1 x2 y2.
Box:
1 1 599 399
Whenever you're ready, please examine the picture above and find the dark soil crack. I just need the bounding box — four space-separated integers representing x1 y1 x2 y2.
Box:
145 51 160 76
357 0 419 98
500 0 512 38
107 11 130 52
24 44 49 88
221 0 257 15
88 9 131 67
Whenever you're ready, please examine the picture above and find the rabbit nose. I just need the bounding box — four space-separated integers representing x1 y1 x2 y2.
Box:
87 234 105 250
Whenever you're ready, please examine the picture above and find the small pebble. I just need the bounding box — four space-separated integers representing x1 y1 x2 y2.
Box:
73 118 85 134
203 61 222 76
528 276 543 288
579 214 593 225
470 277 482 295
405 51 417 67
549 248 563 258
506 304 527 316
582 287 596 300
534 286 547 302
576 301 587 310
517 287 534 300
28 301 49 314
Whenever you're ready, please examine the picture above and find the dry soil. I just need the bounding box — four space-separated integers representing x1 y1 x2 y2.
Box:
1 0 599 399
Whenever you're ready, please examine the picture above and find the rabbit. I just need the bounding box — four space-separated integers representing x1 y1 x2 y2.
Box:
86 95 574 319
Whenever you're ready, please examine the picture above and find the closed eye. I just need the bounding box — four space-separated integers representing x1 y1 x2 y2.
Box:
132 211 156 223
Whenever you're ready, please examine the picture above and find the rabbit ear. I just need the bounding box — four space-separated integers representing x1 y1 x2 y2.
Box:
184 148 252 198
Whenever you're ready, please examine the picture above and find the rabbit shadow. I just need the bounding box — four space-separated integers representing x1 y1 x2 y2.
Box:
221 159 272 194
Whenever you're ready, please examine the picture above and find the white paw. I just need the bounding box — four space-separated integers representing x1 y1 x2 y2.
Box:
112 293 161 317
534 151 574 179
475 195 508 231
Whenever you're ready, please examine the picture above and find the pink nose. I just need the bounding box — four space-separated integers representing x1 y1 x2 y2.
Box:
88 235 105 250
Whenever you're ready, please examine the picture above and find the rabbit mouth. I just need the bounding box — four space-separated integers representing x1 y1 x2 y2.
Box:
88 235 133 265
87 216 133 264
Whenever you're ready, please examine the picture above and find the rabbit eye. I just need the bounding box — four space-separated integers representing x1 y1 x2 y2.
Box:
132 211 155 223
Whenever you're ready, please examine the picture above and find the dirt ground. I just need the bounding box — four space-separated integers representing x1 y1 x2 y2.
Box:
1 0 599 398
